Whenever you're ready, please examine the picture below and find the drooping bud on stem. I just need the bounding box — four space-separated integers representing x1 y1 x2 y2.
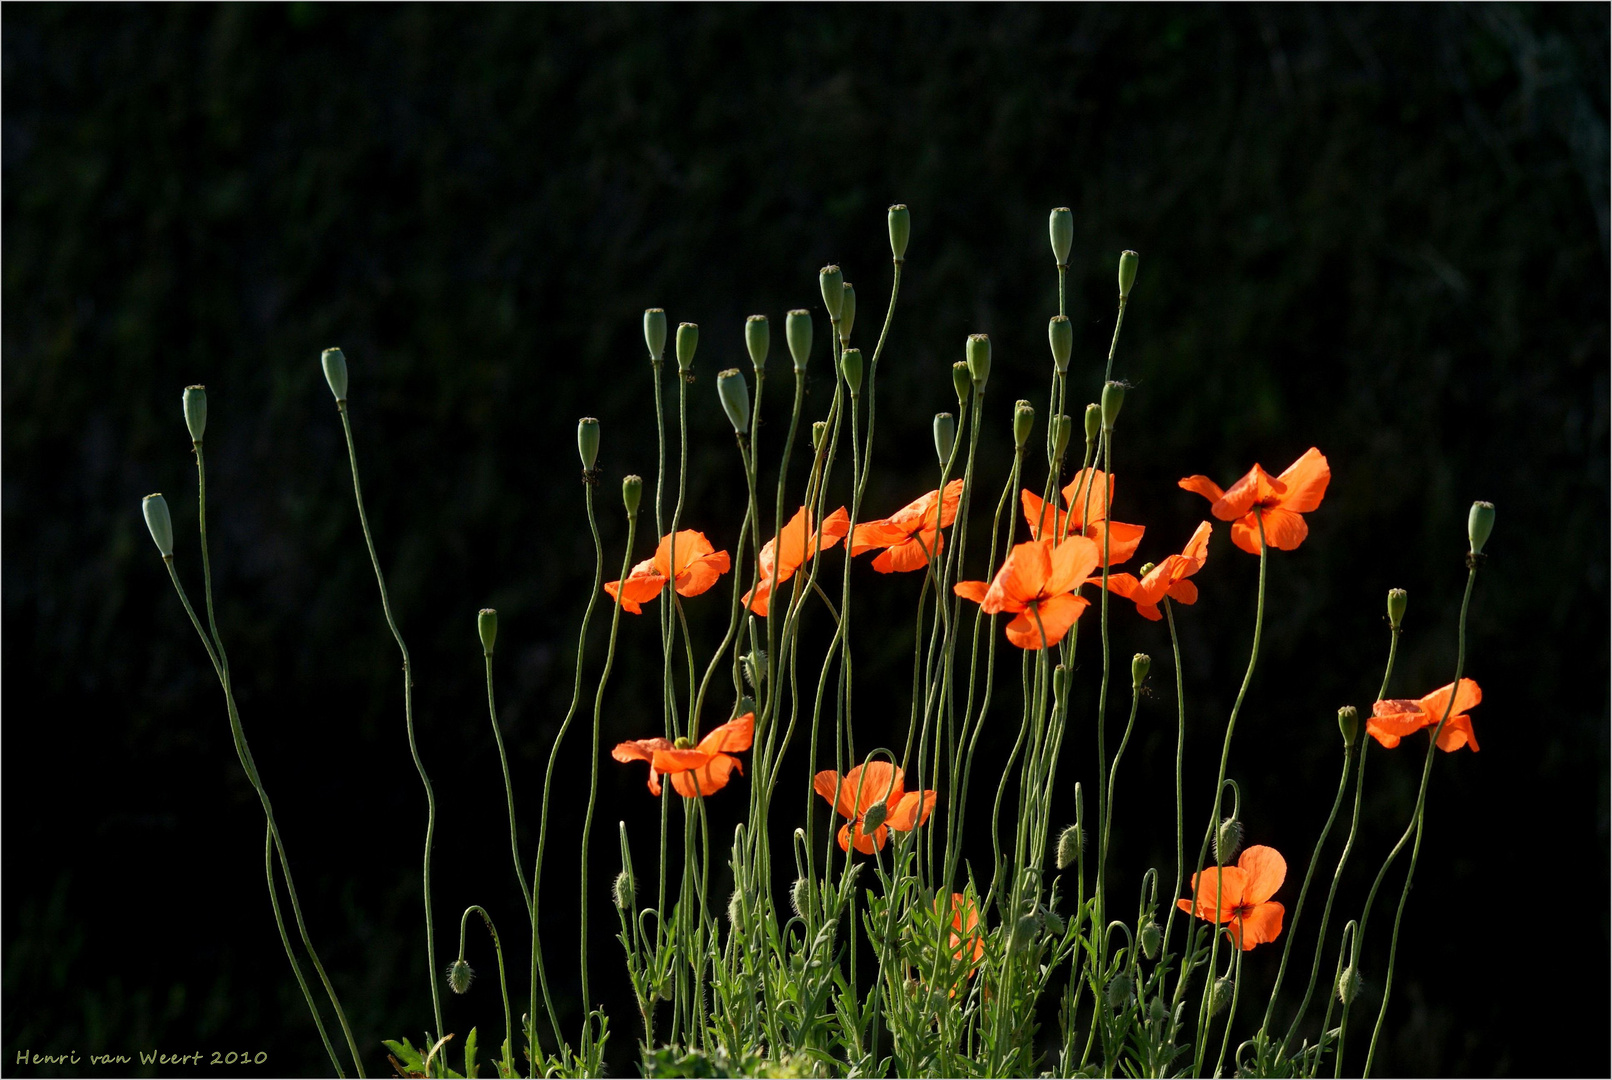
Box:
1048 316 1073 373
447 959 474 995
478 608 498 657
1131 653 1151 688
321 347 348 403
819 265 844 320
1052 414 1072 459
861 800 888 833
1337 967 1363 1005
1139 920 1162 960
1337 705 1359 746
622 475 642 516
966 334 991 390
1049 207 1074 267
142 494 174 558
577 417 600 471
839 347 863 394
786 310 813 373
1100 381 1125 431
1215 817 1243 864
1118 250 1140 301
933 412 956 466
183 385 207 443
951 362 972 405
839 283 857 345
745 315 769 371
1208 976 1233 1017
676 323 699 374
1468 500 1495 556
888 204 910 262
717 368 752 434
1084 403 1101 445
1107 973 1133 1010
1013 400 1035 450
644 308 668 362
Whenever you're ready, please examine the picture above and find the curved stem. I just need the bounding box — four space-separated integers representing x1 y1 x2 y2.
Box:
485 655 531 913
457 906 514 1077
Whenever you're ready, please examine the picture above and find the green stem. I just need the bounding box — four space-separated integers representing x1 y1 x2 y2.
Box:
457 906 514 1078
485 654 531 913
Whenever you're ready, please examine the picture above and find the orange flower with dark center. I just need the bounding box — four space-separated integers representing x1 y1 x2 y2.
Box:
744 506 850 616
1176 845 1286 951
611 713 754 797
1022 468 1145 567
605 530 731 614
1098 522 1213 621
1366 678 1481 752
813 761 936 854
953 535 1101 650
1178 448 1329 554
850 479 965 573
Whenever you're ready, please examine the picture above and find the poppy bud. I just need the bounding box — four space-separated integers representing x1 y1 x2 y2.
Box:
676 322 698 374
1118 250 1140 301
447 959 474 995
811 420 827 451
789 877 810 920
1208 976 1233 1017
717 368 751 434
966 334 991 390
644 308 668 362
786 310 813 373
861 800 888 832
951 361 972 405
1139 919 1162 959
1386 588 1407 630
742 648 766 691
1338 705 1359 746
612 870 635 910
1042 907 1066 936
1100 381 1124 431
1010 914 1040 955
1055 823 1083 870
1048 316 1073 374
746 315 769 371
888 204 910 261
1084 403 1101 445
578 417 600 471
622 475 642 517
1149 997 1169 1025
727 889 745 926
321 347 348 403
1215 817 1243 864
1053 664 1070 711
839 347 863 394
1053 414 1072 459
819 265 844 320
1337 966 1363 1005
1132 653 1151 688
933 412 956 466
142 493 174 558
1106 973 1133 1010
839 283 857 345
1468 500 1495 556
478 608 497 657
1049 207 1074 267
183 385 207 443
1013 401 1035 450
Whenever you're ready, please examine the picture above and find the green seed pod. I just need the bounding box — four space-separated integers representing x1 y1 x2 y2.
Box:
951 361 973 405
1139 920 1162 960
861 800 888 833
447 959 474 995
839 283 857 345
1386 588 1407 630
1052 414 1072 459
321 347 348 403
745 315 770 371
839 347 863 394
1338 705 1359 746
1106 973 1133 1010
1118 250 1140 300
1049 207 1074 267
1208 976 1233 1017
612 870 635 910
183 385 207 443
933 412 956 466
717 368 752 434
1215 817 1243 864
810 420 827 451
789 877 810 920
1337 966 1363 1005
622 475 642 516
888 203 910 261
1055 823 1083 870
1100 381 1125 431
142 493 174 558
1468 500 1495 556
577 417 600 471
1048 316 1073 374
676 322 699 373
1132 653 1151 688
965 334 992 390
644 308 668 362
786 309 813 373
819 265 844 320
1084 403 1101 445
478 608 498 657
1013 400 1035 450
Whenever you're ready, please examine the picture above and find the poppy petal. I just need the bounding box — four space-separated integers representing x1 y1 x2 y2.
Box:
1364 720 1404 749
813 770 855 818
1257 507 1310 551
1420 678 1482 722
1088 519 1146 567
1228 517 1265 555
954 580 990 604
1179 521 1213 566
677 548 731 598
611 738 672 764
887 789 937 831
605 569 667 613
1165 579 1198 605
846 762 904 814
1046 535 1102 594
1181 866 1249 921
651 747 714 773
1274 448 1330 514
1229 901 1284 950
670 753 742 797
838 820 888 854
1434 714 1479 752
1238 845 1286 905
1021 491 1065 540
1061 468 1114 524
696 714 755 755
872 531 943 573
1215 464 1278 520
1178 474 1227 509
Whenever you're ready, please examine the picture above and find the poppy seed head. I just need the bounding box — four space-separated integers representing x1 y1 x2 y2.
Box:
643 308 667 361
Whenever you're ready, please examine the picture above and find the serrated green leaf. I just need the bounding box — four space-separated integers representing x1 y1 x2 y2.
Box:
464 1026 479 1079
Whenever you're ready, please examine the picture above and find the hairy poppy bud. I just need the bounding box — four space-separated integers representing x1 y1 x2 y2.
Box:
839 347 863 394
746 315 769 371
142 493 174 558
933 413 956 466
1337 966 1363 1005
1042 907 1066 936
183 385 207 443
644 308 668 361
966 334 991 390
1132 653 1151 688
1056 824 1083 870
1208 976 1233 1017
622 475 642 516
1338 705 1359 746
1013 400 1035 450
786 309 813 374
861 799 889 832
789 877 810 919
717 368 751 434
321 347 348 403
1009 914 1040 955
1139 920 1162 960
1149 997 1169 1025
1048 316 1073 374
478 608 497 657
811 420 827 451
839 283 857 345
1107 973 1133 1010
952 361 973 405
613 869 635 910
1468 500 1495 556
1215 817 1243 864
676 322 699 373
447 959 474 995
1100 381 1124 431
1386 588 1407 630
1053 414 1072 459
888 204 910 261
578 417 600 471
727 889 745 926
819 265 844 320
1049 207 1074 267
1118 250 1140 300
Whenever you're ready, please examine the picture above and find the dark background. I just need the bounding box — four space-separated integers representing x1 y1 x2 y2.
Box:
4 4 1607 1077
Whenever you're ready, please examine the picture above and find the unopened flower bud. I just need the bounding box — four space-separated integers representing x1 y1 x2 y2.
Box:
1053 414 1072 459
1084 403 1101 444
811 420 827 451
839 283 857 345
478 608 497 657
1049 208 1074 267
1337 966 1363 1005
1010 914 1040 954
1139 920 1162 959
861 800 888 833
1132 653 1151 688
321 347 348 403
839 347 863 394
717 368 751 434
1386 588 1407 630
613 870 635 910
1118 250 1139 300
142 493 174 558
1208 976 1233 1017
183 385 207 443
1048 316 1073 373
676 322 698 373
1468 501 1495 556
951 361 972 404
888 204 910 261
789 877 810 919
1100 381 1124 431
447 959 474 995
1013 401 1035 450
1149 997 1169 1025
965 334 991 390
1042 908 1065 936
1056 824 1083 870
1107 973 1133 1009
727 889 745 926
933 413 956 466
820 265 844 320
745 315 769 371
622 475 642 516
644 308 668 361
1338 705 1359 746
577 417 600 471
1215 817 1243 864
1053 664 1070 710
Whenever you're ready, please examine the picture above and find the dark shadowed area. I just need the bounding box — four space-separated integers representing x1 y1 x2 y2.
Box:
4 5 1607 1077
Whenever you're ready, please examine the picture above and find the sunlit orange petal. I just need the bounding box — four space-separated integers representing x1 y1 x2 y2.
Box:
1274 448 1330 515
1087 519 1145 567
1165 579 1198 606
983 541 1052 613
655 530 713 578
1101 572 1143 601
872 530 943 573
849 519 911 554
1021 491 1066 540
814 770 854 818
1179 521 1213 566
1238 846 1286 905
1215 464 1279 520
1045 535 1102 594
838 820 889 854
887 789 937 831
1228 516 1265 555
1229 901 1284 950
1178 474 1227 508
611 738 670 764
696 713 755 755
1061 468 1114 524
1004 594 1088 649
954 580 990 604
677 548 731 597
844 762 904 814
1420 678 1482 722
1180 866 1249 921
669 753 742 797
1433 714 1479 753
651 747 713 773
1257 507 1310 551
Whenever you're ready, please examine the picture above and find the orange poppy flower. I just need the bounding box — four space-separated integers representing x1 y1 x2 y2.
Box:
1178 448 1330 554
812 761 936 854
1366 678 1481 752
953 535 1101 650
744 506 851 616
1176 844 1286 951
605 530 731 614
611 713 754 797
850 479 965 573
1021 468 1145 567
1097 522 1213 621
943 892 984 970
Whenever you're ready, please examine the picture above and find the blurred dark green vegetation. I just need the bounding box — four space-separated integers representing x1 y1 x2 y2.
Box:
3 4 1606 1076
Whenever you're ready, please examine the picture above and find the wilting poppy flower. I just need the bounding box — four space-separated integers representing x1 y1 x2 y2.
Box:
611 713 754 797
744 506 851 616
1021 468 1145 567
605 530 731 614
1098 522 1213 621
1178 448 1330 554
813 761 936 854
1366 678 1481 752
954 535 1101 650
1176 844 1286 951
850 479 965 573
